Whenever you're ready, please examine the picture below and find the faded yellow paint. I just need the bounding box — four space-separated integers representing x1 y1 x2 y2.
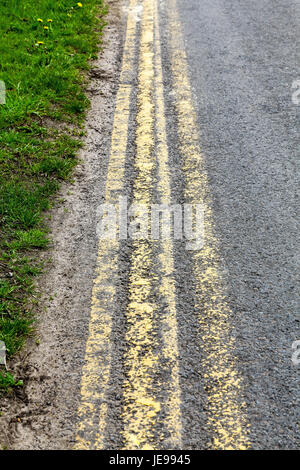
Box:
153 0 182 448
167 0 250 450
121 0 158 449
122 0 182 450
76 0 248 451
74 0 138 450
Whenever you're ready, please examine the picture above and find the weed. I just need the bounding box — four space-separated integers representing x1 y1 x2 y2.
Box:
0 371 23 394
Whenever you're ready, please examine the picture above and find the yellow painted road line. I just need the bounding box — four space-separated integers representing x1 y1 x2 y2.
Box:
153 0 182 448
122 0 158 450
122 0 182 450
167 0 250 450
74 0 138 450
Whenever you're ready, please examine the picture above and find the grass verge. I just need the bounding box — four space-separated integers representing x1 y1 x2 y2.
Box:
0 0 107 393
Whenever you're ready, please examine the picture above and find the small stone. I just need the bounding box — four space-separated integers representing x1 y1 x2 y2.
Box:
0 341 6 367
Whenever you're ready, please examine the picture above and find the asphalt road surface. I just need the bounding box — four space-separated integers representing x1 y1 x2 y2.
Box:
9 0 300 450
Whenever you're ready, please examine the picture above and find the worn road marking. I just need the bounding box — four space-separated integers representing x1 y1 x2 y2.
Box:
153 0 182 448
74 0 138 450
76 0 248 450
122 0 182 450
121 0 159 450
167 0 250 450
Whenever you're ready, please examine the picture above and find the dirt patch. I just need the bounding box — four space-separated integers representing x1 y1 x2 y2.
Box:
0 0 125 450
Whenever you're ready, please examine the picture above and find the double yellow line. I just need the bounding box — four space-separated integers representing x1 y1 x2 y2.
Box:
75 0 182 450
75 0 250 450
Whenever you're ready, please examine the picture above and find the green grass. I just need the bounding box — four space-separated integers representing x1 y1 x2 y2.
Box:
0 0 107 393
0 372 23 393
